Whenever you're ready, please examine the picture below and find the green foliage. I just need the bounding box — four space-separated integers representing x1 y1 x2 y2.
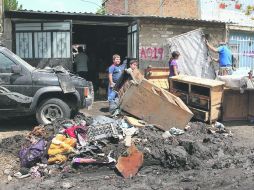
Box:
4 0 23 11
245 5 254 16
96 6 106 15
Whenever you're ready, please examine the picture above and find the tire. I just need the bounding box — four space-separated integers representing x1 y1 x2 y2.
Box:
36 98 71 125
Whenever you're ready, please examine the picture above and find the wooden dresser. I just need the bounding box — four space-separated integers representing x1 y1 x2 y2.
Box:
169 75 225 123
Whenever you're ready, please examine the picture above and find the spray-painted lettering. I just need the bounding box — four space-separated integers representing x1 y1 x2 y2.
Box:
139 47 164 61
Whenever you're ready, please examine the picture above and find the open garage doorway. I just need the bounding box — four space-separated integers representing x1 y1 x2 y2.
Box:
72 24 128 100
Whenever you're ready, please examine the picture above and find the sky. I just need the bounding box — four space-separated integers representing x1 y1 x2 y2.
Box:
18 0 102 13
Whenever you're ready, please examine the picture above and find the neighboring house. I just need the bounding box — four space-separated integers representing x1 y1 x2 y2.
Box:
103 0 254 70
200 0 254 70
103 0 200 19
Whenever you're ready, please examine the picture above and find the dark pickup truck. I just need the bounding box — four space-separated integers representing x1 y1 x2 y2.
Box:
0 46 94 124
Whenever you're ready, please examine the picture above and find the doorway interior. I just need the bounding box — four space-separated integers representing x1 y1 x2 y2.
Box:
72 24 128 100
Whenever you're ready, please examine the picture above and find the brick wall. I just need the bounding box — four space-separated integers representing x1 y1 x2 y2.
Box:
138 18 226 70
105 0 200 18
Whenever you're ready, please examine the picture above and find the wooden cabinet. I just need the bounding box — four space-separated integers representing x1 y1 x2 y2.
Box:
169 75 225 123
222 89 254 121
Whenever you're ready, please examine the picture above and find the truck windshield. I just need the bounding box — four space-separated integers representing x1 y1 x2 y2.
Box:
4 48 35 71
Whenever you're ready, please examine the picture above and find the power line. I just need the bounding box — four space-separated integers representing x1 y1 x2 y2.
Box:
79 0 102 8
153 0 166 16
102 0 110 5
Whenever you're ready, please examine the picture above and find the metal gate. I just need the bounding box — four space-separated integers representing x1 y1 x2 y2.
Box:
229 33 254 70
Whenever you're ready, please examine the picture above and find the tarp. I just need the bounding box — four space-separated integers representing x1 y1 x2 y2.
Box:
167 29 216 79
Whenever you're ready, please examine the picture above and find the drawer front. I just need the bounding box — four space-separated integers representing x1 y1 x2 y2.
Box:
190 107 209 122
189 94 210 110
172 91 188 104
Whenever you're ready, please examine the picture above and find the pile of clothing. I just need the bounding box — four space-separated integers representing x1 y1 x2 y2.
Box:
17 113 143 179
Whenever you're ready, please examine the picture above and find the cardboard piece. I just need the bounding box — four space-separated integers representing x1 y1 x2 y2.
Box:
117 69 193 131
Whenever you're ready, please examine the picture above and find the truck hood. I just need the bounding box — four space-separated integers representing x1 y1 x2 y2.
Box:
32 67 90 89
32 69 59 86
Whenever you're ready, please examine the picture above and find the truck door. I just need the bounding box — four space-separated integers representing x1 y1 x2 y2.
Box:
0 51 32 113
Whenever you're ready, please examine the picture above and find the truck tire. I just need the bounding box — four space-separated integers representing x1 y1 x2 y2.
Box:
36 98 71 125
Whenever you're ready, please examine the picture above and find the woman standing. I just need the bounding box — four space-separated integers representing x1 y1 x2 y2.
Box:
168 51 180 77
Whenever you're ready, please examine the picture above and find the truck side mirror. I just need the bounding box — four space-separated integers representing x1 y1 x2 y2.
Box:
11 65 22 74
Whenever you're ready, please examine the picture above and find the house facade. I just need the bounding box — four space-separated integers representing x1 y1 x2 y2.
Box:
2 10 226 71
103 0 200 18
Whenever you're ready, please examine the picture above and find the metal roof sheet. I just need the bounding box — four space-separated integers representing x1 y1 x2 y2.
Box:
5 10 228 24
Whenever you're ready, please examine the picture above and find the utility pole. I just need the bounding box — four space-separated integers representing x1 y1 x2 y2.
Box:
125 0 128 14
0 0 3 33
160 0 163 16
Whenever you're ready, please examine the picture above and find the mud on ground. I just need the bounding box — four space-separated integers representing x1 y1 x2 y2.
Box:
1 120 254 190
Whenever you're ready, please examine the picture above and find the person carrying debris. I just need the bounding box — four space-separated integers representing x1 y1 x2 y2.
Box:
168 51 180 77
129 59 138 71
206 41 233 76
74 46 89 79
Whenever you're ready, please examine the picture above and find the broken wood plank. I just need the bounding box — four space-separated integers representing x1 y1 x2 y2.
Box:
189 107 209 122
124 116 146 128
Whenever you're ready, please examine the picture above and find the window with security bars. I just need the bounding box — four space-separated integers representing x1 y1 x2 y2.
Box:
128 24 138 59
15 22 71 59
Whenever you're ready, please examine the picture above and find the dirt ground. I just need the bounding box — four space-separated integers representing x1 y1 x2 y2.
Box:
1 101 254 190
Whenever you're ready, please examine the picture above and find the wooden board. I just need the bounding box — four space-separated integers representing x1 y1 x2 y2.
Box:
210 86 224 106
222 89 248 121
171 75 225 88
148 79 169 90
119 79 193 131
248 91 254 119
124 116 146 128
210 104 222 122
145 67 169 79
189 93 210 111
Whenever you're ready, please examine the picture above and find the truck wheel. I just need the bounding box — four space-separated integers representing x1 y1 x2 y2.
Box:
36 98 71 125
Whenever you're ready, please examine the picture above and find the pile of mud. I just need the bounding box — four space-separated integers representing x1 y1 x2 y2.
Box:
2 122 254 190
0 135 28 156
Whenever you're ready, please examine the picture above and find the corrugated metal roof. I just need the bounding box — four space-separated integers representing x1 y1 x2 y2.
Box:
5 9 229 24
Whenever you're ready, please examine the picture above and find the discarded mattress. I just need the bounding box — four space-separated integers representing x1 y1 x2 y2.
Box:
167 29 215 79
217 75 254 90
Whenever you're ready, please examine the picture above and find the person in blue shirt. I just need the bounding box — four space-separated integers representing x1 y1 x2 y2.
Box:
206 41 233 76
108 54 125 101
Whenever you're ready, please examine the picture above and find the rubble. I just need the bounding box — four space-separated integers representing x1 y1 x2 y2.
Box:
3 109 254 190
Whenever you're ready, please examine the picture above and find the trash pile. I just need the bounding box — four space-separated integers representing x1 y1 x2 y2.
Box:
0 112 237 183
7 113 144 179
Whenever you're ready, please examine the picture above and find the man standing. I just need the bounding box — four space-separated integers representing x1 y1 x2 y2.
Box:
108 54 125 101
74 46 88 79
206 41 233 76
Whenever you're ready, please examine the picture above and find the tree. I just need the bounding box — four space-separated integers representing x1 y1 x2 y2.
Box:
96 6 106 15
4 0 22 11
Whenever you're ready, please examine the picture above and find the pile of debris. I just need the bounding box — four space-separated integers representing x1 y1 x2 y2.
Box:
0 112 235 183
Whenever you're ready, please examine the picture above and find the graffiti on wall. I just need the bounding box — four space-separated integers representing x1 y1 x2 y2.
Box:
139 47 164 61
